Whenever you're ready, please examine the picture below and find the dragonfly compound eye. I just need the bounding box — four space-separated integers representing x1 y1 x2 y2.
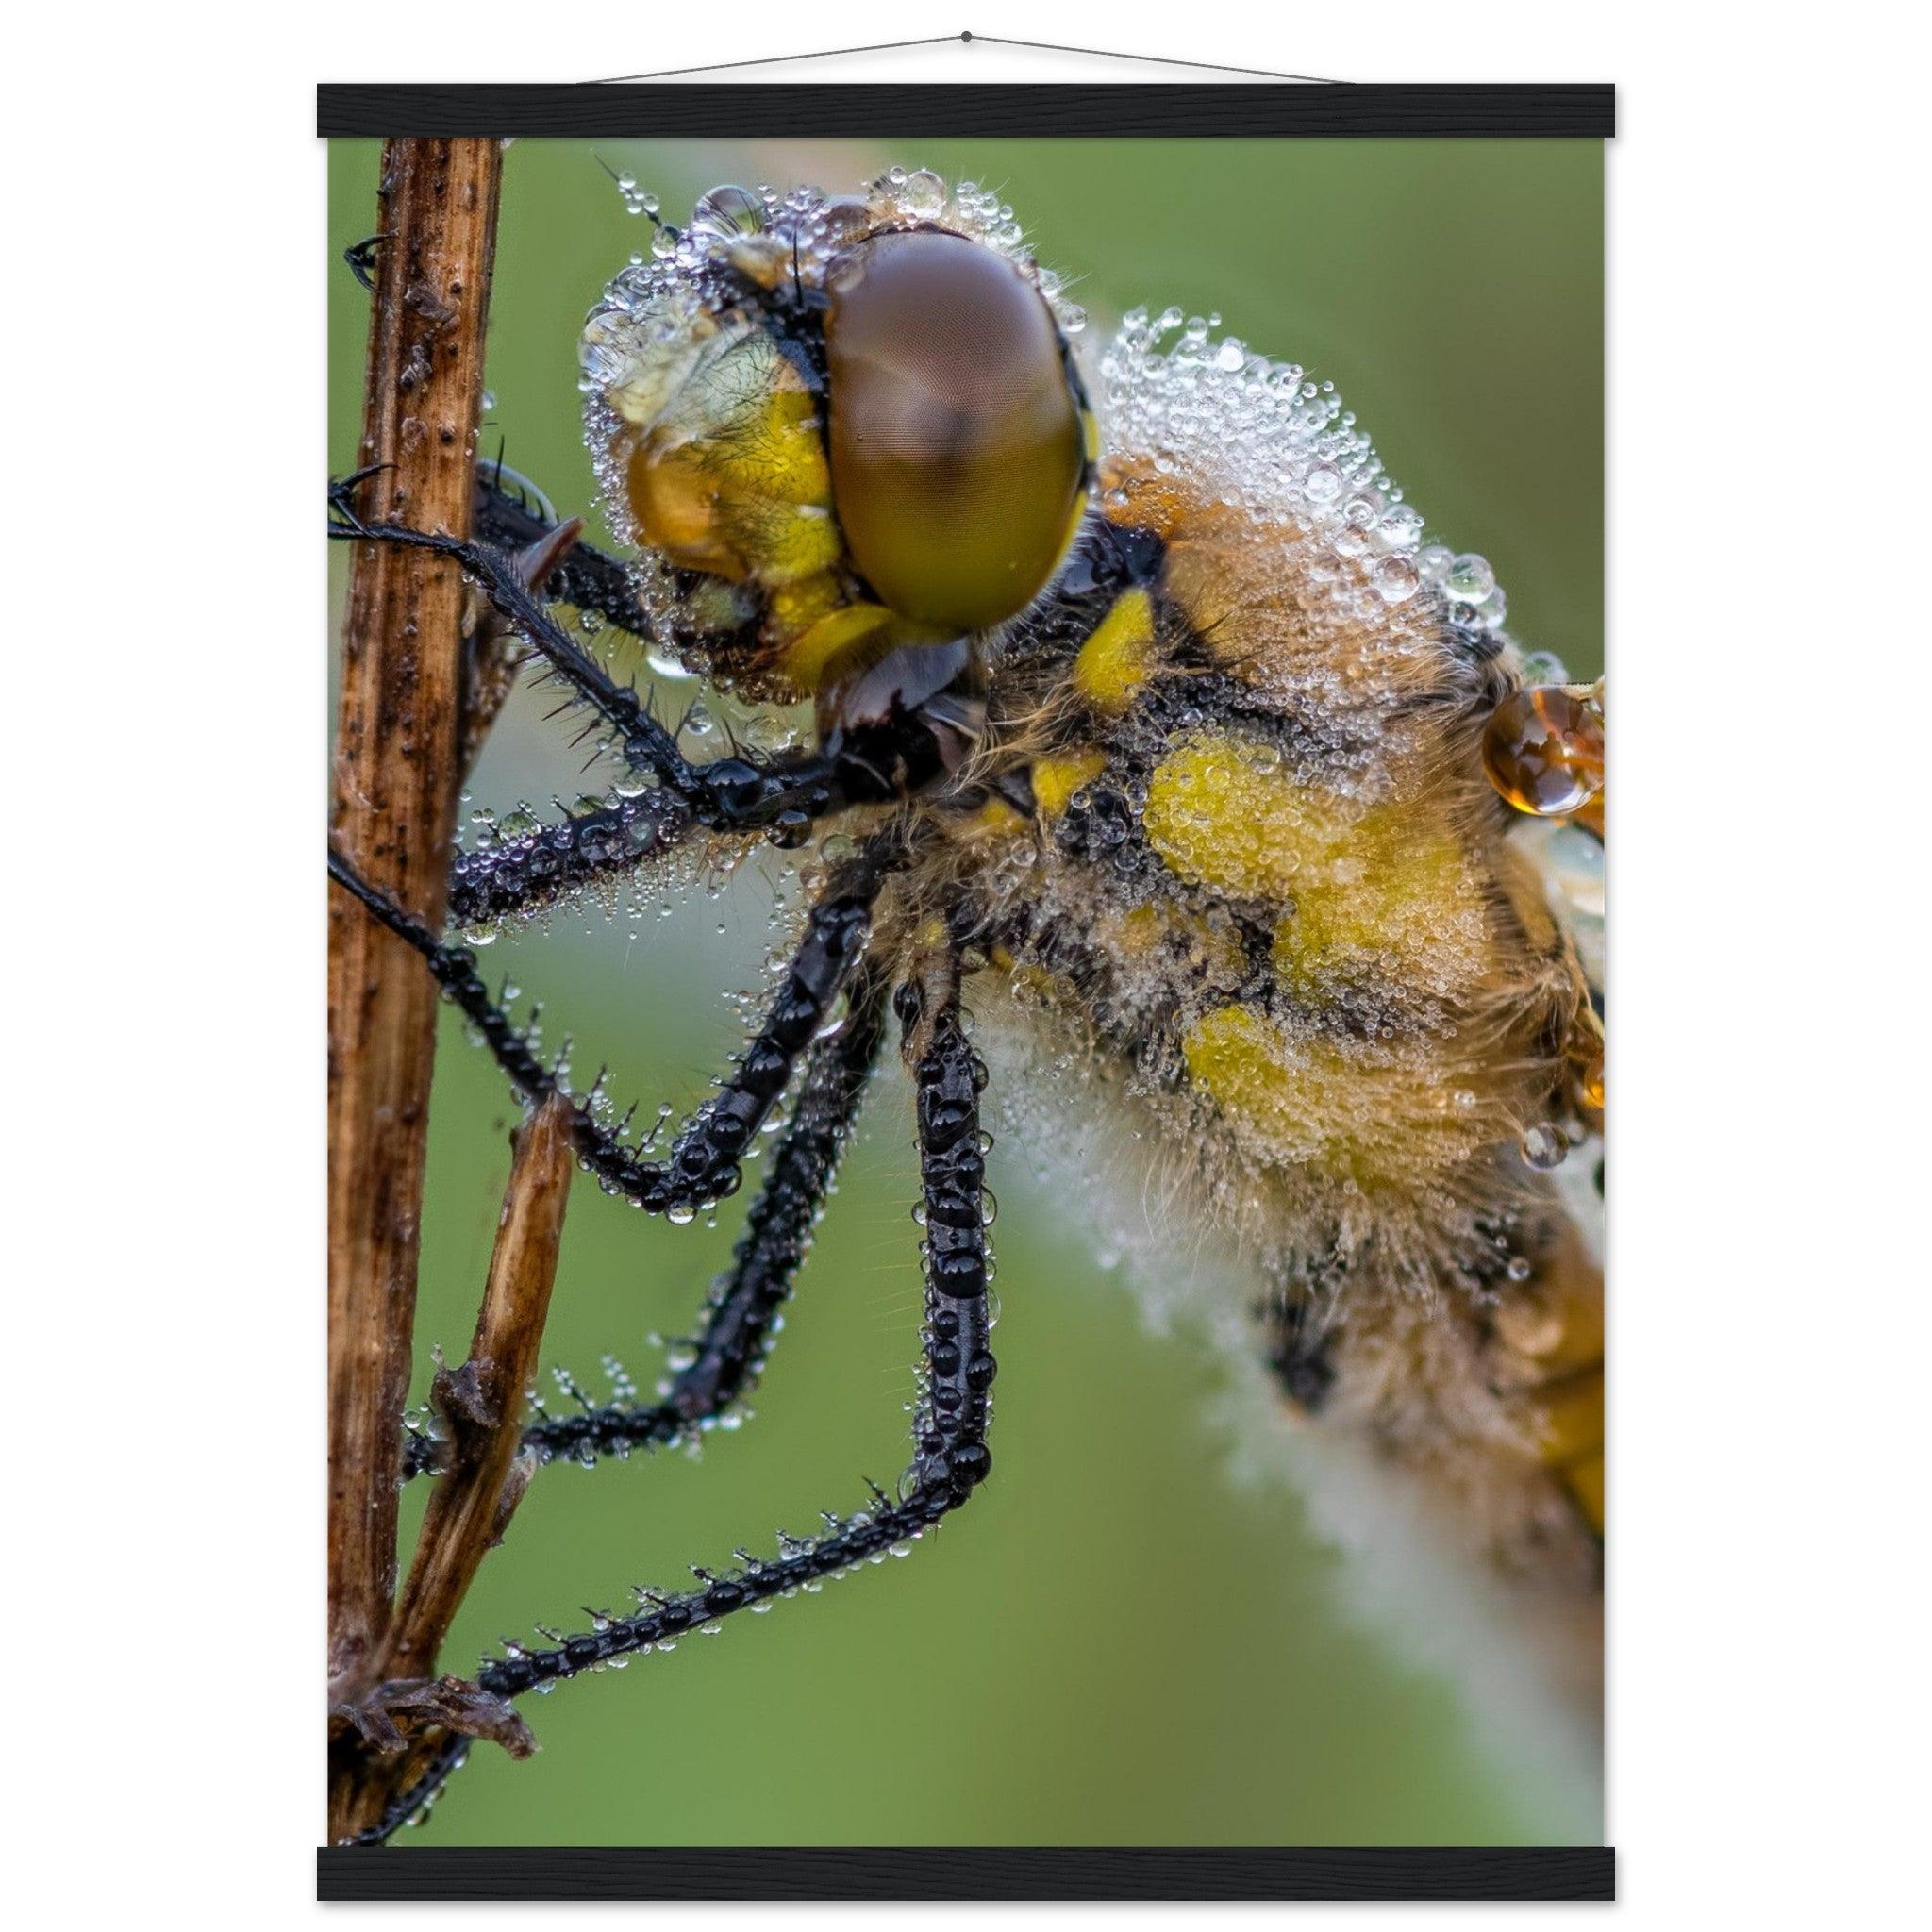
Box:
824 228 1089 632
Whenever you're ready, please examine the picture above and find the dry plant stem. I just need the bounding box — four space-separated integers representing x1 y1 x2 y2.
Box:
384 1095 575 1679
327 132 502 1764
326 1101 573 1840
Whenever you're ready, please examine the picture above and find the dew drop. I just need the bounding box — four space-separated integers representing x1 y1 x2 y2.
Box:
1482 684 1606 817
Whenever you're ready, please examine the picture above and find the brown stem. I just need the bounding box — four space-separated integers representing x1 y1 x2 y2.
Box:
327 1099 572 1842
385 1094 574 1678
326 138 503 1827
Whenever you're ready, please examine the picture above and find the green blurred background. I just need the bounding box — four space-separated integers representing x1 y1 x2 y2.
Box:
328 136 1602 1847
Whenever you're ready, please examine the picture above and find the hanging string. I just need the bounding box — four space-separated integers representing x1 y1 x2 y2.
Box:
962 34 1339 84
591 30 1343 88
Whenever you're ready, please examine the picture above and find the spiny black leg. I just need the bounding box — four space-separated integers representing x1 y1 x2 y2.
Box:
473 472 657 640
473 470 770 669
328 832 901 1217
446 796 692 931
444 756 842 930
469 951 995 1702
403 971 891 1479
328 476 850 838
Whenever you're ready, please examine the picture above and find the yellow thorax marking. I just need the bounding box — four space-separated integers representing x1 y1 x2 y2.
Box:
1029 749 1107 821
1142 732 1483 992
780 602 893 693
1180 1004 1481 1186
1071 588 1158 715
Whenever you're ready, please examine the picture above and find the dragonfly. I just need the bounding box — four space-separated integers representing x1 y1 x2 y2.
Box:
329 164 1606 1840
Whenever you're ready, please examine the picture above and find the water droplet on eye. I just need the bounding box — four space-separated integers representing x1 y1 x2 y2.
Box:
1519 1122 1568 1171
1482 683 1606 817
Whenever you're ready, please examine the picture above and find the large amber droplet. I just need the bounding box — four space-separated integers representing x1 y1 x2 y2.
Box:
1482 682 1605 817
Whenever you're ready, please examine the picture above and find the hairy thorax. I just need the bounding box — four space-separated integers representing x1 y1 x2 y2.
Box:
885 452 1604 1586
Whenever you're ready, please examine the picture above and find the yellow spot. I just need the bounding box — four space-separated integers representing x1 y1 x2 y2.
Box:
1072 589 1158 714
1143 734 1327 901
780 602 892 693
963 796 1029 841
1273 819 1474 991
1030 750 1106 821
1180 1004 1474 1184
1143 733 1483 995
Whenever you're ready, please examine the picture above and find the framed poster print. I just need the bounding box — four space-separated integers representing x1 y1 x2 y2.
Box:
320 73 1610 1901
